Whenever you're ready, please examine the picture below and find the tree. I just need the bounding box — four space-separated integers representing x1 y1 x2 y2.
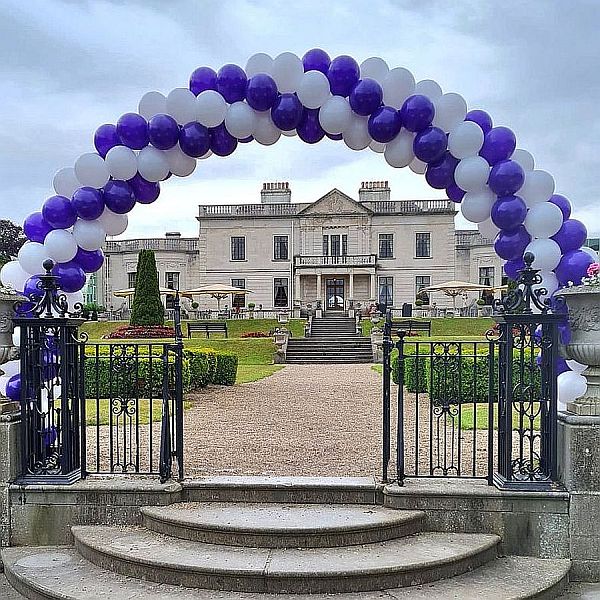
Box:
0 219 26 267
129 250 165 326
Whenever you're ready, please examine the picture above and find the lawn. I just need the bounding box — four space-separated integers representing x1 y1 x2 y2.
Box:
80 398 191 426
459 404 540 431
236 364 284 384
361 317 494 339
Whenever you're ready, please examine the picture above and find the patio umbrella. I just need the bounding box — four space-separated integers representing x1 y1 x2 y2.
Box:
113 287 194 299
420 280 494 312
183 283 254 310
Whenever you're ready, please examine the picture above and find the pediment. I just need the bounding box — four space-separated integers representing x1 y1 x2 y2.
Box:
299 189 372 216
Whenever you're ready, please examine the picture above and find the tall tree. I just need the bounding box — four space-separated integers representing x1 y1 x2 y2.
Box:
0 219 26 267
130 250 164 326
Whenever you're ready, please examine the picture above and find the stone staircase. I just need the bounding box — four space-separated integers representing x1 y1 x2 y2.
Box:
2 481 571 598
286 313 372 363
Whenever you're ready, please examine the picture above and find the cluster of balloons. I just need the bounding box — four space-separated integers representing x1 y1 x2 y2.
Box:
0 49 594 405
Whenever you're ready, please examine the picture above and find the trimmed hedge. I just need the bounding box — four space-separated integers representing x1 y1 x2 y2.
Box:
212 351 238 386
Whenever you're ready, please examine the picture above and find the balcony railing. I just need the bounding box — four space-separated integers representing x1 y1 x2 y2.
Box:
294 254 377 267
199 203 310 218
104 238 199 253
455 231 494 247
361 199 456 214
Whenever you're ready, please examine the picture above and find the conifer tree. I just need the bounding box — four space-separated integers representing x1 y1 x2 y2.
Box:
130 250 164 326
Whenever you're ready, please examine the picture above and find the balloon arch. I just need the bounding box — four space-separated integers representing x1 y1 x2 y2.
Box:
0 49 596 405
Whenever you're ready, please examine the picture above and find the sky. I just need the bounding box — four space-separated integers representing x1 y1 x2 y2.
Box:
0 0 599 238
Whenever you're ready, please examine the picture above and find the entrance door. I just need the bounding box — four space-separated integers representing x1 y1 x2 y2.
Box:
326 278 345 310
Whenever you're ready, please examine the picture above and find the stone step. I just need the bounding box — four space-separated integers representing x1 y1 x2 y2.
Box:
140 503 425 547
71 526 500 593
1 549 571 599
286 359 373 364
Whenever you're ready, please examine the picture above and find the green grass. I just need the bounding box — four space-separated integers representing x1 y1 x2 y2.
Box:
361 317 494 339
236 364 284 384
459 404 540 431
187 339 277 365
82 399 192 426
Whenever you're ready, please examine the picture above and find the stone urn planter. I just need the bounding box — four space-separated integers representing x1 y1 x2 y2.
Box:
555 286 600 415
0 287 25 412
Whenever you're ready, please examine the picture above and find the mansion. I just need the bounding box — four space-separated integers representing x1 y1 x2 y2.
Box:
92 181 504 314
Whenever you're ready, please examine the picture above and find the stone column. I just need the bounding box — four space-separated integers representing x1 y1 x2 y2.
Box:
370 273 377 302
316 273 322 302
349 271 354 300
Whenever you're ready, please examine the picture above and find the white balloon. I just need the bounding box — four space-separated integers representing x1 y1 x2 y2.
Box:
224 101 256 139
65 290 84 312
196 90 227 128
478 218 500 240
454 156 490 192
281 129 297 137
461 189 495 223
448 121 484 159
74 153 110 188
319 96 352 135
1 261 30 290
432 93 468 132
104 146 138 181
166 88 197 125
525 238 562 271
1 360 20 378
409 157 427 174
384 130 415 167
97 208 128 237
558 371 588 404
511 149 535 172
382 67 415 108
369 140 386 154
44 229 78 263
518 170 555 207
567 360 588 374
253 112 281 146
524 202 563 238
415 79 442 99
342 115 371 151
18 243 51 276
72 220 105 251
296 70 330 109
164 144 196 177
53 167 80 198
12 326 20 347
245 53 273 77
270 52 304 93
533 271 559 299
137 146 170 182
581 246 600 262
360 57 389 83
138 91 167 120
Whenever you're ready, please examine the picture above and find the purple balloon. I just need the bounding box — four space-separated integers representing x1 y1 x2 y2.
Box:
494 226 531 261
116 113 149 150
413 126 447 164
368 106 401 143
549 194 572 220
327 55 360 97
425 152 458 189
491 195 527 232
42 195 77 229
349 78 383 116
179 122 211 158
465 109 493 134
103 180 135 214
23 212 53 243
400 95 435 132
71 187 105 220
271 94 303 131
480 126 516 165
559 322 571 345
23 275 43 299
189 66 217 95
302 48 331 73
74 247 104 273
148 114 179 150
297 108 325 144
488 160 525 196
555 250 594 286
94 124 120 158
6 375 20 402
246 74 278 112
504 257 525 281
210 124 238 157
129 174 160 205
216 64 247 103
556 357 570 376
552 219 588 253
52 261 86 293
446 183 465 203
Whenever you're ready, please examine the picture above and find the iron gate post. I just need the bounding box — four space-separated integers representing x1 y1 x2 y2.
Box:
395 331 406 485
382 310 393 482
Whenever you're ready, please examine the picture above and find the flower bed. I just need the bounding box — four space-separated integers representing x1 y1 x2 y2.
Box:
240 331 271 338
103 325 176 339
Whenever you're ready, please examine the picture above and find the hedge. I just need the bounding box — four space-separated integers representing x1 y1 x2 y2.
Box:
212 351 238 386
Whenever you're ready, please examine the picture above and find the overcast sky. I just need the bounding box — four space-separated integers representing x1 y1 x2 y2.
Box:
0 0 598 238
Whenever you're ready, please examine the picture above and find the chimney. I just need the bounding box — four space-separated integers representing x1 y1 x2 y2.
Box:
358 180 391 203
261 181 292 204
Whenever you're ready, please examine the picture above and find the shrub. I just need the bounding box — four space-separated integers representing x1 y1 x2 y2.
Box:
213 351 238 385
130 250 165 326
186 348 217 388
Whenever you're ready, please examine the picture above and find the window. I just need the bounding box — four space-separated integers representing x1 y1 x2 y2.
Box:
323 233 347 258
378 277 393 307
322 235 329 256
165 272 180 309
232 278 246 309
416 275 431 304
330 235 341 257
379 234 394 259
274 277 289 307
479 267 495 305
342 234 348 256
416 233 431 258
128 272 137 288
231 236 246 261
274 235 289 260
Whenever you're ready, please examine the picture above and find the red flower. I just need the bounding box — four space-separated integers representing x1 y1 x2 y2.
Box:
587 263 600 277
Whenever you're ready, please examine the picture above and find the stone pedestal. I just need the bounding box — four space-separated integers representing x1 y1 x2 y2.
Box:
371 330 383 363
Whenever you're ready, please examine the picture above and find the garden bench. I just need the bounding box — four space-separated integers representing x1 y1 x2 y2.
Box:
392 319 432 336
187 321 228 338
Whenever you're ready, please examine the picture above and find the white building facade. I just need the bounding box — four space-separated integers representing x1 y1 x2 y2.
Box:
95 181 504 316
